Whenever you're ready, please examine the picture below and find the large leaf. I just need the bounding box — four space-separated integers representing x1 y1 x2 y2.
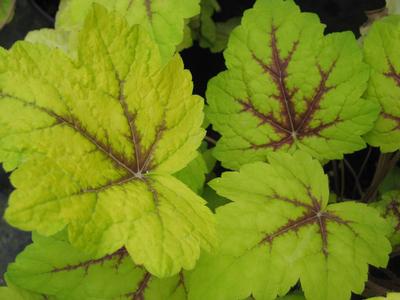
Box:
0 0 15 30
206 0 378 169
363 16 400 152
0 5 215 277
6 233 189 300
372 190 400 246
31 0 200 61
188 151 391 300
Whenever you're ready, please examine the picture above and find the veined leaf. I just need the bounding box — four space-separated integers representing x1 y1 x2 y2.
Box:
0 5 215 277
368 293 400 300
188 152 391 300
206 0 378 169
6 233 189 300
363 16 400 152
372 190 400 246
32 0 201 61
0 0 15 30
0 282 48 300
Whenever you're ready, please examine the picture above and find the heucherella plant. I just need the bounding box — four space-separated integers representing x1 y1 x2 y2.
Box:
0 5 216 277
206 0 379 169
1 0 400 299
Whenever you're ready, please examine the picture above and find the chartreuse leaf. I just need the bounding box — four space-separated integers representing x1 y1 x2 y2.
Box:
188 152 391 300
51 0 200 60
372 190 400 246
363 16 400 152
0 0 15 30
0 5 215 277
6 232 190 300
206 0 378 169
368 293 400 300
0 280 48 300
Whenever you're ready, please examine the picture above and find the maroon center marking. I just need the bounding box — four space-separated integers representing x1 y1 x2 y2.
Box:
236 25 340 150
259 189 352 257
51 247 128 274
126 272 152 300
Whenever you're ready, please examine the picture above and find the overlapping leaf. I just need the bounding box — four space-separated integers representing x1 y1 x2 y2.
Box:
28 0 200 61
206 0 378 169
188 151 391 300
372 190 400 246
6 233 189 300
368 293 400 300
0 5 215 277
0 0 15 30
363 16 400 152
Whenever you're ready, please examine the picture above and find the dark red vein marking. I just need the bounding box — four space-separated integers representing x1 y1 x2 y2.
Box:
238 25 340 150
259 188 352 257
385 200 400 232
51 247 128 273
126 272 152 300
144 0 152 21
385 61 400 87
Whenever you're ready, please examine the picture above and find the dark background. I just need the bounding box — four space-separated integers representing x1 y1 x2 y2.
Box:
0 0 396 297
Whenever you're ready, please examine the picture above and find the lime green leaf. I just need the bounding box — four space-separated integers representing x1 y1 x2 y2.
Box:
175 151 208 194
0 5 215 277
0 283 47 300
372 190 400 246
206 0 378 169
0 0 15 30
368 293 400 300
188 151 391 300
25 29 73 55
211 18 240 53
53 0 200 61
202 186 230 211
6 233 189 300
363 16 400 152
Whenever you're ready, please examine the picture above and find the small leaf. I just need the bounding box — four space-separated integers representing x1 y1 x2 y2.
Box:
6 233 189 300
363 16 400 152
206 0 378 169
52 0 201 61
0 0 15 30
372 190 400 246
188 151 392 300
367 293 400 300
379 167 400 194
0 5 215 277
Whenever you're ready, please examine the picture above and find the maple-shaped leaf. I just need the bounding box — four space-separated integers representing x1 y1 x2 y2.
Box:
367 293 400 300
6 232 190 300
372 190 400 246
29 0 200 61
0 5 215 277
206 0 379 169
188 151 391 300
363 16 400 152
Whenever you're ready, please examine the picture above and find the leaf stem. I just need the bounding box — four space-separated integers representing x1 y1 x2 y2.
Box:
343 158 363 198
204 135 217 145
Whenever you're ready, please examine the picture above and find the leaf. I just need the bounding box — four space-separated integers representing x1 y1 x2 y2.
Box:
0 5 215 277
175 151 208 194
368 293 400 300
202 186 230 212
206 0 378 169
188 151 392 300
0 283 47 300
6 232 189 300
0 0 15 30
379 167 400 194
52 0 201 61
25 29 73 55
372 190 400 246
363 16 400 152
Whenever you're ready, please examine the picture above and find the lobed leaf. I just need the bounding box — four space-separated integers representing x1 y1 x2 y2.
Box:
6 233 189 300
0 5 215 277
43 0 201 61
188 151 392 300
363 16 400 152
206 0 378 169
372 190 400 246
